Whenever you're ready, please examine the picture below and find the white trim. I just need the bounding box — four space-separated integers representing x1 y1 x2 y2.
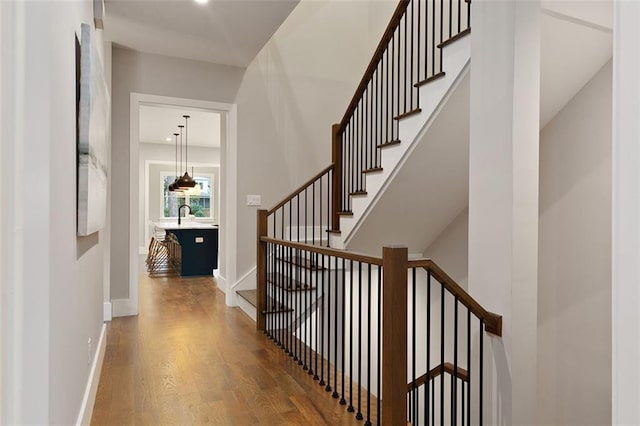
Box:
111 298 137 318
224 104 238 307
75 323 107 426
129 93 238 314
103 302 112 322
236 295 257 322
214 273 226 292
228 266 257 307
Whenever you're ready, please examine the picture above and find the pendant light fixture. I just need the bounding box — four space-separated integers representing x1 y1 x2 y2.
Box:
168 132 182 192
176 114 196 189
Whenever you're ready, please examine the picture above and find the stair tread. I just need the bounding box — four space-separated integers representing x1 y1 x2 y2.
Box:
237 289 294 313
377 140 401 149
394 108 422 121
337 211 354 216
437 27 471 49
267 272 316 291
414 71 446 88
362 167 383 174
280 256 325 271
350 190 367 196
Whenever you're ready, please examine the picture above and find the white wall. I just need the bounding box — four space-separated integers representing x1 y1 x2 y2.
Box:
612 3 640 422
537 61 612 425
422 208 468 289
1 1 108 423
234 0 396 282
110 47 243 299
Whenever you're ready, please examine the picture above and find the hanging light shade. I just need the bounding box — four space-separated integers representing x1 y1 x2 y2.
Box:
168 132 183 192
177 115 196 189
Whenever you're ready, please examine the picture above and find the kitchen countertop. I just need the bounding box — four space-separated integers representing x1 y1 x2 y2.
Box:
153 221 219 230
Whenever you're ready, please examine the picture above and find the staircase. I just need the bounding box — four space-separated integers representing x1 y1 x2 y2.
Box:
239 0 503 424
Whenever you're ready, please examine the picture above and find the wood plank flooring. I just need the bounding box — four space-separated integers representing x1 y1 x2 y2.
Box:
91 274 367 425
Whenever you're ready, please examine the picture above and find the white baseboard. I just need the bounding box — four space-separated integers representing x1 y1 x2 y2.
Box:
103 302 112 322
236 295 257 322
76 323 107 426
231 267 256 292
228 266 256 307
111 298 137 317
214 272 226 292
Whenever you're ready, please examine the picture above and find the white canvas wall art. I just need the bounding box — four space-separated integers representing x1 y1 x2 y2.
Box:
78 23 109 236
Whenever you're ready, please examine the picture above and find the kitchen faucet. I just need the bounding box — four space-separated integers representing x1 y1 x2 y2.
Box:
178 204 192 225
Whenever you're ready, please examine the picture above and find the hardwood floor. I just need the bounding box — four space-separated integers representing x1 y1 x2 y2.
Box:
91 274 366 425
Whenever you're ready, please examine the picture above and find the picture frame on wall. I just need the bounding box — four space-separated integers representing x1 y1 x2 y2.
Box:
77 22 110 236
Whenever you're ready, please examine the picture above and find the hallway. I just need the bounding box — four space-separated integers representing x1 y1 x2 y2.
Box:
91 274 364 424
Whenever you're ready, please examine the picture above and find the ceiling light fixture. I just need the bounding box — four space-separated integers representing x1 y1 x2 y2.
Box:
168 132 182 192
176 115 196 189
194 0 209 4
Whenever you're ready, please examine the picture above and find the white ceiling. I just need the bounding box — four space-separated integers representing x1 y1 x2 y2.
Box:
104 0 299 67
139 105 221 147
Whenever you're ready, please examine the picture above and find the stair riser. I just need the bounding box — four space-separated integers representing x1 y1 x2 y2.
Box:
338 36 471 246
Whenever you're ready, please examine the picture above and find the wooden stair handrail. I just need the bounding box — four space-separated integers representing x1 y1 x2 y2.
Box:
338 0 410 131
267 164 334 215
260 236 383 266
408 259 503 336
408 362 469 391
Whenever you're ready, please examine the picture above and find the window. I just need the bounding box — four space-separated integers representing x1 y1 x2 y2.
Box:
161 173 214 220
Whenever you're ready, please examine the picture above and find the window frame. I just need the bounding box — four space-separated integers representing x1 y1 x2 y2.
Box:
160 171 215 221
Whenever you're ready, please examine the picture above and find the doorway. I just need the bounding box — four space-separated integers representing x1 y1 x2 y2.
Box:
126 93 238 317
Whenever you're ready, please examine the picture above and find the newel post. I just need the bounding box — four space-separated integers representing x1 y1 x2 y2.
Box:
331 123 342 232
256 209 268 331
381 245 408 425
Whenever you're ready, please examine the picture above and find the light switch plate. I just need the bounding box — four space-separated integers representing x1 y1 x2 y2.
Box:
247 195 261 206
195 237 204 243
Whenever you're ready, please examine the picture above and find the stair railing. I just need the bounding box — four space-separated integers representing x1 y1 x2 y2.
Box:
255 228 501 424
332 0 471 219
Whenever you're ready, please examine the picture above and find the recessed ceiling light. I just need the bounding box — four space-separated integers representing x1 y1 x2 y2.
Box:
194 0 208 4
166 137 172 142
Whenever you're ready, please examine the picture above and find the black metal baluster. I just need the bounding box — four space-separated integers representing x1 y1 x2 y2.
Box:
458 0 461 33
397 24 401 119
391 34 395 141
410 0 414 109
288 245 294 356
416 0 420 108
340 258 347 405
364 87 368 173
365 263 372 426
440 284 445 426
453 295 458 425
449 0 452 38
426 270 431 423
325 254 332 392
432 0 436 77
440 0 444 73
386 47 390 143
479 319 484 426
412 268 417 424
467 308 471 425
356 261 363 420
348 259 355 413
376 265 382 426
304 188 308 244
303 248 309 370
333 258 339 398
312 182 315 245
319 250 326 386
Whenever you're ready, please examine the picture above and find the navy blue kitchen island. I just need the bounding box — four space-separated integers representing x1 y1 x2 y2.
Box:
154 222 219 277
